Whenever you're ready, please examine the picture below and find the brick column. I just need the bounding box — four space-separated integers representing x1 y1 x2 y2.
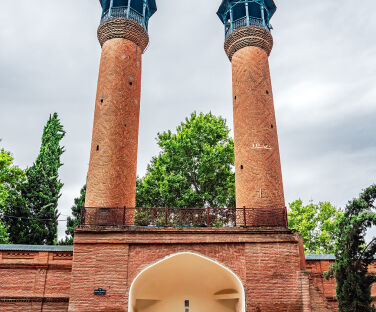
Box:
225 26 286 226
85 19 149 226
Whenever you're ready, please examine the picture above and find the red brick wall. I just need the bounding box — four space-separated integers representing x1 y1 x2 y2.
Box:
306 259 337 308
245 242 306 311
69 243 130 311
69 227 310 312
4 234 376 312
306 259 376 310
0 301 69 312
127 243 246 286
127 242 308 311
0 249 71 311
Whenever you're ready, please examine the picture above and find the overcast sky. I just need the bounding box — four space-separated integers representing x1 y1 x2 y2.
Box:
0 0 375 239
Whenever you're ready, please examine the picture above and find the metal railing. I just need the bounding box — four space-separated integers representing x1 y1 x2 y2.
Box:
225 17 266 38
101 7 147 29
80 207 287 228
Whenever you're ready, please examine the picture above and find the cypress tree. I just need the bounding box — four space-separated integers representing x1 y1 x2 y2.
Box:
335 185 376 312
24 113 65 245
61 184 86 245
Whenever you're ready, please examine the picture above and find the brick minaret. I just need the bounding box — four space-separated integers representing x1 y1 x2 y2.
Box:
217 0 286 226
85 0 157 225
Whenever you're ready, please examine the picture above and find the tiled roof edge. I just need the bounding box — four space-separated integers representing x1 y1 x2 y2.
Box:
305 254 335 260
0 244 73 252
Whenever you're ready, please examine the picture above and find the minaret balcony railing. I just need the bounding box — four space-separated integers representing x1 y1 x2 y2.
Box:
225 16 267 38
101 6 148 30
80 206 288 228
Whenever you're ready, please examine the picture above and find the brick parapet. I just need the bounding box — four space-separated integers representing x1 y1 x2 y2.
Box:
224 26 273 61
97 18 149 51
73 226 298 244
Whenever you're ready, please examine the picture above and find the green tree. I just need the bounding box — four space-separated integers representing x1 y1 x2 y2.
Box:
0 221 9 244
136 112 235 225
61 184 86 245
334 185 376 312
1 189 31 244
0 143 28 244
288 200 342 254
23 113 65 245
0 144 25 207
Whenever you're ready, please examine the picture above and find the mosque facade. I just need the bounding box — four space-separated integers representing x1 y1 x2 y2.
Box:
0 1 362 311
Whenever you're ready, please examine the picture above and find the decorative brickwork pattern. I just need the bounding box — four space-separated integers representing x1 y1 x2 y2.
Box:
97 18 149 51
2 252 36 259
53 252 73 261
230 44 285 223
224 26 273 61
85 37 143 226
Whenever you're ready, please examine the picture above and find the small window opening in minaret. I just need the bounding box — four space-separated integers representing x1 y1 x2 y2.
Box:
234 95 237 100
266 90 269 94
185 300 189 311
96 145 99 151
271 124 274 128
240 165 244 170
100 99 104 103
129 82 133 86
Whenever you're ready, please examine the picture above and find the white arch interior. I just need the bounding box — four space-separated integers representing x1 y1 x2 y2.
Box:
129 252 245 312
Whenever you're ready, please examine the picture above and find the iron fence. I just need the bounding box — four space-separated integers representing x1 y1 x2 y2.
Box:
101 7 147 29
225 17 266 38
80 207 287 228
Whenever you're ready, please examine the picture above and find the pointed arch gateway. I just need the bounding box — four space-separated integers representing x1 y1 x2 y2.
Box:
129 252 245 312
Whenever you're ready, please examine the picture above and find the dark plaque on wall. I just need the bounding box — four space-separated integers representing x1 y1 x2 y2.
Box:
94 288 107 295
